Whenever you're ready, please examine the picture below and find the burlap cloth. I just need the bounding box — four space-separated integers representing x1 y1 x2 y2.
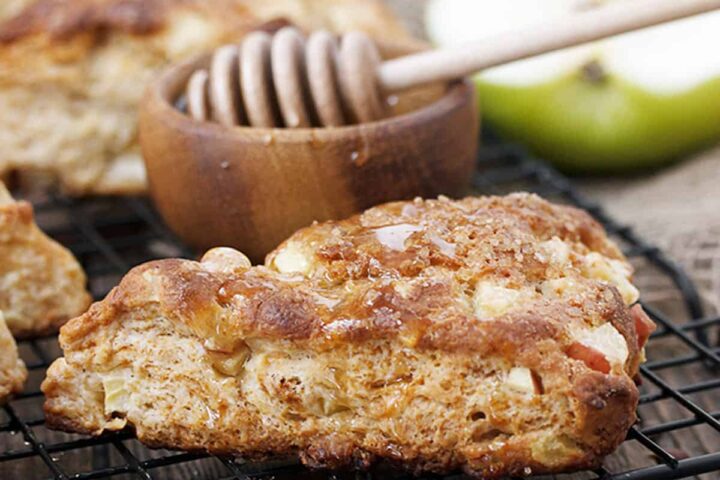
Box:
387 0 720 317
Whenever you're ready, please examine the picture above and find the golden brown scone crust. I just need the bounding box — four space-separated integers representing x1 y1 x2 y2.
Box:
43 193 648 478
0 181 92 337
0 311 27 403
0 0 414 195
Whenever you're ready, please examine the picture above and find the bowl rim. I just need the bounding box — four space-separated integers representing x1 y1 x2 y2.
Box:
144 50 475 139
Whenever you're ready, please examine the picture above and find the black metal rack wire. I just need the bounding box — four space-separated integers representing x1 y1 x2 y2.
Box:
1 143 719 480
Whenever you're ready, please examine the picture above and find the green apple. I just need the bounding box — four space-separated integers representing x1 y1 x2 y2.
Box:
425 0 720 173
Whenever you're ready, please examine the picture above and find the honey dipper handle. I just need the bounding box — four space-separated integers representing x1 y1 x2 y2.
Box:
378 0 720 91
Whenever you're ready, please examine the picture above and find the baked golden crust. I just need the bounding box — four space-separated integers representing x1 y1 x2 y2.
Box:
0 0 414 195
42 193 650 478
0 181 92 337
0 311 27 403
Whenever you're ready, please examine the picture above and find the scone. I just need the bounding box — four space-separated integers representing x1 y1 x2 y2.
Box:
0 181 92 337
0 311 27 403
0 1 34 21
0 0 415 195
42 193 655 478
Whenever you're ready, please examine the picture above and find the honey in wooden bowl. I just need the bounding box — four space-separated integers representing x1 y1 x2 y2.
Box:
140 45 478 262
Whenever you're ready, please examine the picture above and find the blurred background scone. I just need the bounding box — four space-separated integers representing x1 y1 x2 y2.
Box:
0 311 26 403
0 0 33 21
43 194 652 478
0 0 415 195
0 181 91 337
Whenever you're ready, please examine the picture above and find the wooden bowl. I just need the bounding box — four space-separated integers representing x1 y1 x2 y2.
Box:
140 52 478 263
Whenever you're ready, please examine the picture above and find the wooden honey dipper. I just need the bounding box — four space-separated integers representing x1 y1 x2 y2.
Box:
185 0 720 128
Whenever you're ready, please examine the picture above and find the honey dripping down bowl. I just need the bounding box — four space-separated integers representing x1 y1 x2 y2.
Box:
184 27 390 128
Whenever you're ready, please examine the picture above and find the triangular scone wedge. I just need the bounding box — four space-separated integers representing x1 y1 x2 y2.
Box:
0 182 92 337
0 311 27 403
43 194 654 479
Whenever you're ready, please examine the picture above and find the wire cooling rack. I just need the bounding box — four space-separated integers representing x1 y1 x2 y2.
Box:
1 143 719 480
